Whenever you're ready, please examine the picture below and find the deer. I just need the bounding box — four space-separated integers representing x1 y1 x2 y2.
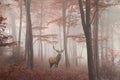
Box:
48 46 64 68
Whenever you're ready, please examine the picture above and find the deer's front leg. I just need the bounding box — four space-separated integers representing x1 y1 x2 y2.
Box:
50 63 53 68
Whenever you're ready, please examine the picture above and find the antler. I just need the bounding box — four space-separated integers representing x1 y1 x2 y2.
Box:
53 45 58 52
53 45 56 51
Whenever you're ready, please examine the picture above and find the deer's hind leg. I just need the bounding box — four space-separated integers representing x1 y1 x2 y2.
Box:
50 63 53 68
55 63 58 68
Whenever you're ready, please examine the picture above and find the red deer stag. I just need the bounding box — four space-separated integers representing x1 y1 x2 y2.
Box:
48 46 64 68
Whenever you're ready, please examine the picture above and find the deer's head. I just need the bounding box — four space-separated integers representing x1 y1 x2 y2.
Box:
56 50 64 54
53 46 64 55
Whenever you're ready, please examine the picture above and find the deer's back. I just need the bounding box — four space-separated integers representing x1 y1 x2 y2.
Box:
49 57 56 64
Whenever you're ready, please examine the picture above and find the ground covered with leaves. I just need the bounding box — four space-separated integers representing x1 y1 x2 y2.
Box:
0 56 88 80
0 64 88 80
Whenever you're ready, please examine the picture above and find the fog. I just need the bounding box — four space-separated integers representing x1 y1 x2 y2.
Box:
0 0 120 80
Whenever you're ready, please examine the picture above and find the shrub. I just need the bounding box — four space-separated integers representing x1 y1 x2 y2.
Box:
6 54 25 64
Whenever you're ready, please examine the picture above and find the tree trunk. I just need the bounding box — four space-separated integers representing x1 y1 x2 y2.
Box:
74 41 78 66
78 0 96 80
25 0 34 69
18 0 23 54
58 24 62 49
100 23 104 66
39 0 43 63
105 12 110 63
63 0 70 68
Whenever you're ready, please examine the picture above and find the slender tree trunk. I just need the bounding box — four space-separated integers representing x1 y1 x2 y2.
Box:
100 24 104 66
58 24 62 49
18 0 23 54
63 0 70 68
100 13 104 67
74 42 78 66
105 12 110 63
25 0 34 69
39 0 43 63
79 44 83 67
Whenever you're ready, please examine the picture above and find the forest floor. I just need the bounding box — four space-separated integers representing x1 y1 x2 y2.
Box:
0 55 88 80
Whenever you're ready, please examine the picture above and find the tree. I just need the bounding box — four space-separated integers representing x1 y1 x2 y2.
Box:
78 0 96 80
25 0 34 69
62 0 70 68
39 0 44 63
18 0 23 54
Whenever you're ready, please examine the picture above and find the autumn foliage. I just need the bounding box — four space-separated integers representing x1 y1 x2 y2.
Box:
0 62 88 80
0 15 16 47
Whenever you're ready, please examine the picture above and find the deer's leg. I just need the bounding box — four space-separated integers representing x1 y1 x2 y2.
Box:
50 64 52 68
55 64 58 68
50 63 53 68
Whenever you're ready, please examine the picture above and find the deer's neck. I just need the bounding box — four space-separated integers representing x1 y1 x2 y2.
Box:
56 54 61 62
